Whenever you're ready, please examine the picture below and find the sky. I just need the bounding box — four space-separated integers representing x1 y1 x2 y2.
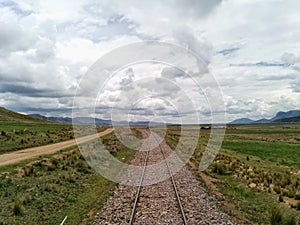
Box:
0 0 300 123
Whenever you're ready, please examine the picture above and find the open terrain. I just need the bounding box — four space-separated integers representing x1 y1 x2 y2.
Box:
0 107 109 153
0 131 136 225
94 129 233 225
0 128 113 167
1 106 299 224
0 107 75 153
166 124 300 224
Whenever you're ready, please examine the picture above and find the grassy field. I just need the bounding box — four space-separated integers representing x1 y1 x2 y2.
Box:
0 121 109 153
0 131 136 225
166 124 300 224
0 122 74 153
0 107 111 153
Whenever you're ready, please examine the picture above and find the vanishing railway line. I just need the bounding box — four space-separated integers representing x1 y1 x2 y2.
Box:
94 129 234 225
128 131 187 225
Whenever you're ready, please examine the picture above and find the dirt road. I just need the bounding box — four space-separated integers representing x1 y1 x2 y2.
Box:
0 128 113 167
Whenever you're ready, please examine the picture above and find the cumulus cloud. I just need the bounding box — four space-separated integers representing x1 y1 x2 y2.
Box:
0 0 299 122
161 67 185 79
281 53 300 65
120 68 135 87
173 26 213 65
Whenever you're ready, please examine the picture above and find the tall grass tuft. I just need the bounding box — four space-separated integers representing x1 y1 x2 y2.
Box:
270 207 283 225
212 162 227 175
13 198 24 216
285 215 298 225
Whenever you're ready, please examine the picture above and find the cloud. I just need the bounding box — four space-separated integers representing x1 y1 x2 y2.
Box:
257 74 296 81
120 68 135 87
160 67 185 79
290 76 300 92
176 0 222 17
281 53 300 65
0 0 300 123
0 7 36 52
217 48 239 56
230 61 288 68
173 26 213 64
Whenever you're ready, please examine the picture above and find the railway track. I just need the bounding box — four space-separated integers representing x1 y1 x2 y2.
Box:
94 129 234 225
128 130 187 225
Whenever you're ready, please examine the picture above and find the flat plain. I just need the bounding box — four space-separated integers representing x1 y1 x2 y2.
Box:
166 123 300 224
0 118 299 224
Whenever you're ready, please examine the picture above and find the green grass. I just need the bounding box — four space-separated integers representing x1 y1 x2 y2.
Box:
0 122 74 153
165 125 300 224
0 107 48 123
222 140 300 169
217 175 276 223
226 129 300 135
216 175 300 224
0 132 136 225
0 121 109 154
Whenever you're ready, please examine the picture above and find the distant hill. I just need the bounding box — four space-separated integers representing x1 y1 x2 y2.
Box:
30 114 112 125
73 117 112 126
229 110 300 124
273 116 300 123
229 118 254 124
270 110 300 121
252 118 270 124
29 114 168 126
30 114 73 124
0 107 50 123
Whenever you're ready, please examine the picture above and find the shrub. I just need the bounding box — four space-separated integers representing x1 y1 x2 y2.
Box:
13 198 24 216
285 215 298 225
297 202 300 211
46 164 56 171
212 162 227 175
50 158 59 166
274 185 281 194
270 207 283 225
22 193 32 205
279 194 284 202
24 166 34 176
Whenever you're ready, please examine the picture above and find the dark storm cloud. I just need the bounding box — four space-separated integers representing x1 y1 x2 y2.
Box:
0 83 74 98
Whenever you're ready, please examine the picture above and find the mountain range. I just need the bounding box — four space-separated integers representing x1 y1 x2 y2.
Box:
29 114 165 126
0 107 50 124
1 107 299 125
230 110 300 124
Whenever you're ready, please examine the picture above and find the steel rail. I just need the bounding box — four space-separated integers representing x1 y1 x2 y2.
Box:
153 134 188 225
129 130 187 225
128 145 149 225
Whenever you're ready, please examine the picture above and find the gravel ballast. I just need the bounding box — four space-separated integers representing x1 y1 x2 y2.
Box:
94 130 234 225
